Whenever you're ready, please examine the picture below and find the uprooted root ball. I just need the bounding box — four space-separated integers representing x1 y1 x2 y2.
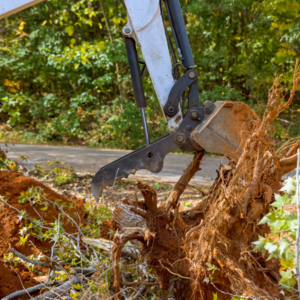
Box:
110 60 300 299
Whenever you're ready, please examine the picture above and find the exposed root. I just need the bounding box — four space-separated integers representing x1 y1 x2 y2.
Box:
165 150 205 211
112 230 145 298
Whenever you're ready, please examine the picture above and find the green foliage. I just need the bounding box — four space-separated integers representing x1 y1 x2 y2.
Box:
81 201 111 238
10 185 112 267
54 173 75 186
150 183 170 191
253 177 299 290
203 263 218 284
0 157 17 171
39 161 77 186
1 0 300 148
53 167 76 186
18 186 46 205
213 293 220 300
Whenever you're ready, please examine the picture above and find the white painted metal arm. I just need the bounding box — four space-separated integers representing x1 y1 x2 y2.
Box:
0 0 44 19
123 0 182 133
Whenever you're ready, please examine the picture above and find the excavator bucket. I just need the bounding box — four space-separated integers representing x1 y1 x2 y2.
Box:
191 101 259 161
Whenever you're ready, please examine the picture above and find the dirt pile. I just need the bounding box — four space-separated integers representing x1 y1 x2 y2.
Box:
0 170 85 299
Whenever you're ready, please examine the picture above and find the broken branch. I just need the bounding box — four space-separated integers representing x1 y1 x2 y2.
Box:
3 282 50 300
32 275 83 300
9 248 63 271
113 231 145 298
121 281 159 286
166 150 204 210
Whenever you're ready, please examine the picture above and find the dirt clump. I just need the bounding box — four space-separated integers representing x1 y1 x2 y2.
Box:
0 260 41 298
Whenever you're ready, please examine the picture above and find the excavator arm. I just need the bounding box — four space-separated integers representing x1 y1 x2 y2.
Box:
0 0 258 200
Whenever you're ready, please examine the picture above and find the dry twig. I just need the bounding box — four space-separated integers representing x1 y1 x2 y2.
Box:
32 275 83 300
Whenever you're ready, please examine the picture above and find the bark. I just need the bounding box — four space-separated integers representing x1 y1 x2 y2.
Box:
279 153 299 177
241 142 264 213
286 141 300 157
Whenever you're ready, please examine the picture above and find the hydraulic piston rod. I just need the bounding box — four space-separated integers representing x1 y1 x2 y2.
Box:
124 37 150 145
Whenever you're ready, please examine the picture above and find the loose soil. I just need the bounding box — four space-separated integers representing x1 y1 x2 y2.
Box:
0 171 86 299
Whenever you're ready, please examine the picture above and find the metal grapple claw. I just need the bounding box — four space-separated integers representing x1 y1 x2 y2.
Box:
91 134 177 200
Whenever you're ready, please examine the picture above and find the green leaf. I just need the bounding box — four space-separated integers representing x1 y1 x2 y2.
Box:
258 215 271 225
213 293 219 300
252 240 264 250
265 242 277 253
252 236 266 254
280 259 295 271
279 240 290 256
65 26 74 36
72 283 82 290
280 177 296 193
285 250 295 261
55 270 68 281
271 193 289 208
279 270 296 287
292 194 298 204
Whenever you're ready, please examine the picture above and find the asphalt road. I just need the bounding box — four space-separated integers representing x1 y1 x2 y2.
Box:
0 143 227 186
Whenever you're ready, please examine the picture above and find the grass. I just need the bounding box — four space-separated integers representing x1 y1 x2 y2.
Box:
150 183 170 191
54 172 76 186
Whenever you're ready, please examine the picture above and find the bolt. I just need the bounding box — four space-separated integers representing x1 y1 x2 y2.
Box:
191 111 198 118
205 107 212 114
176 135 184 143
186 125 192 131
124 27 131 34
203 100 215 114
174 133 185 145
190 110 199 120
188 71 196 79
